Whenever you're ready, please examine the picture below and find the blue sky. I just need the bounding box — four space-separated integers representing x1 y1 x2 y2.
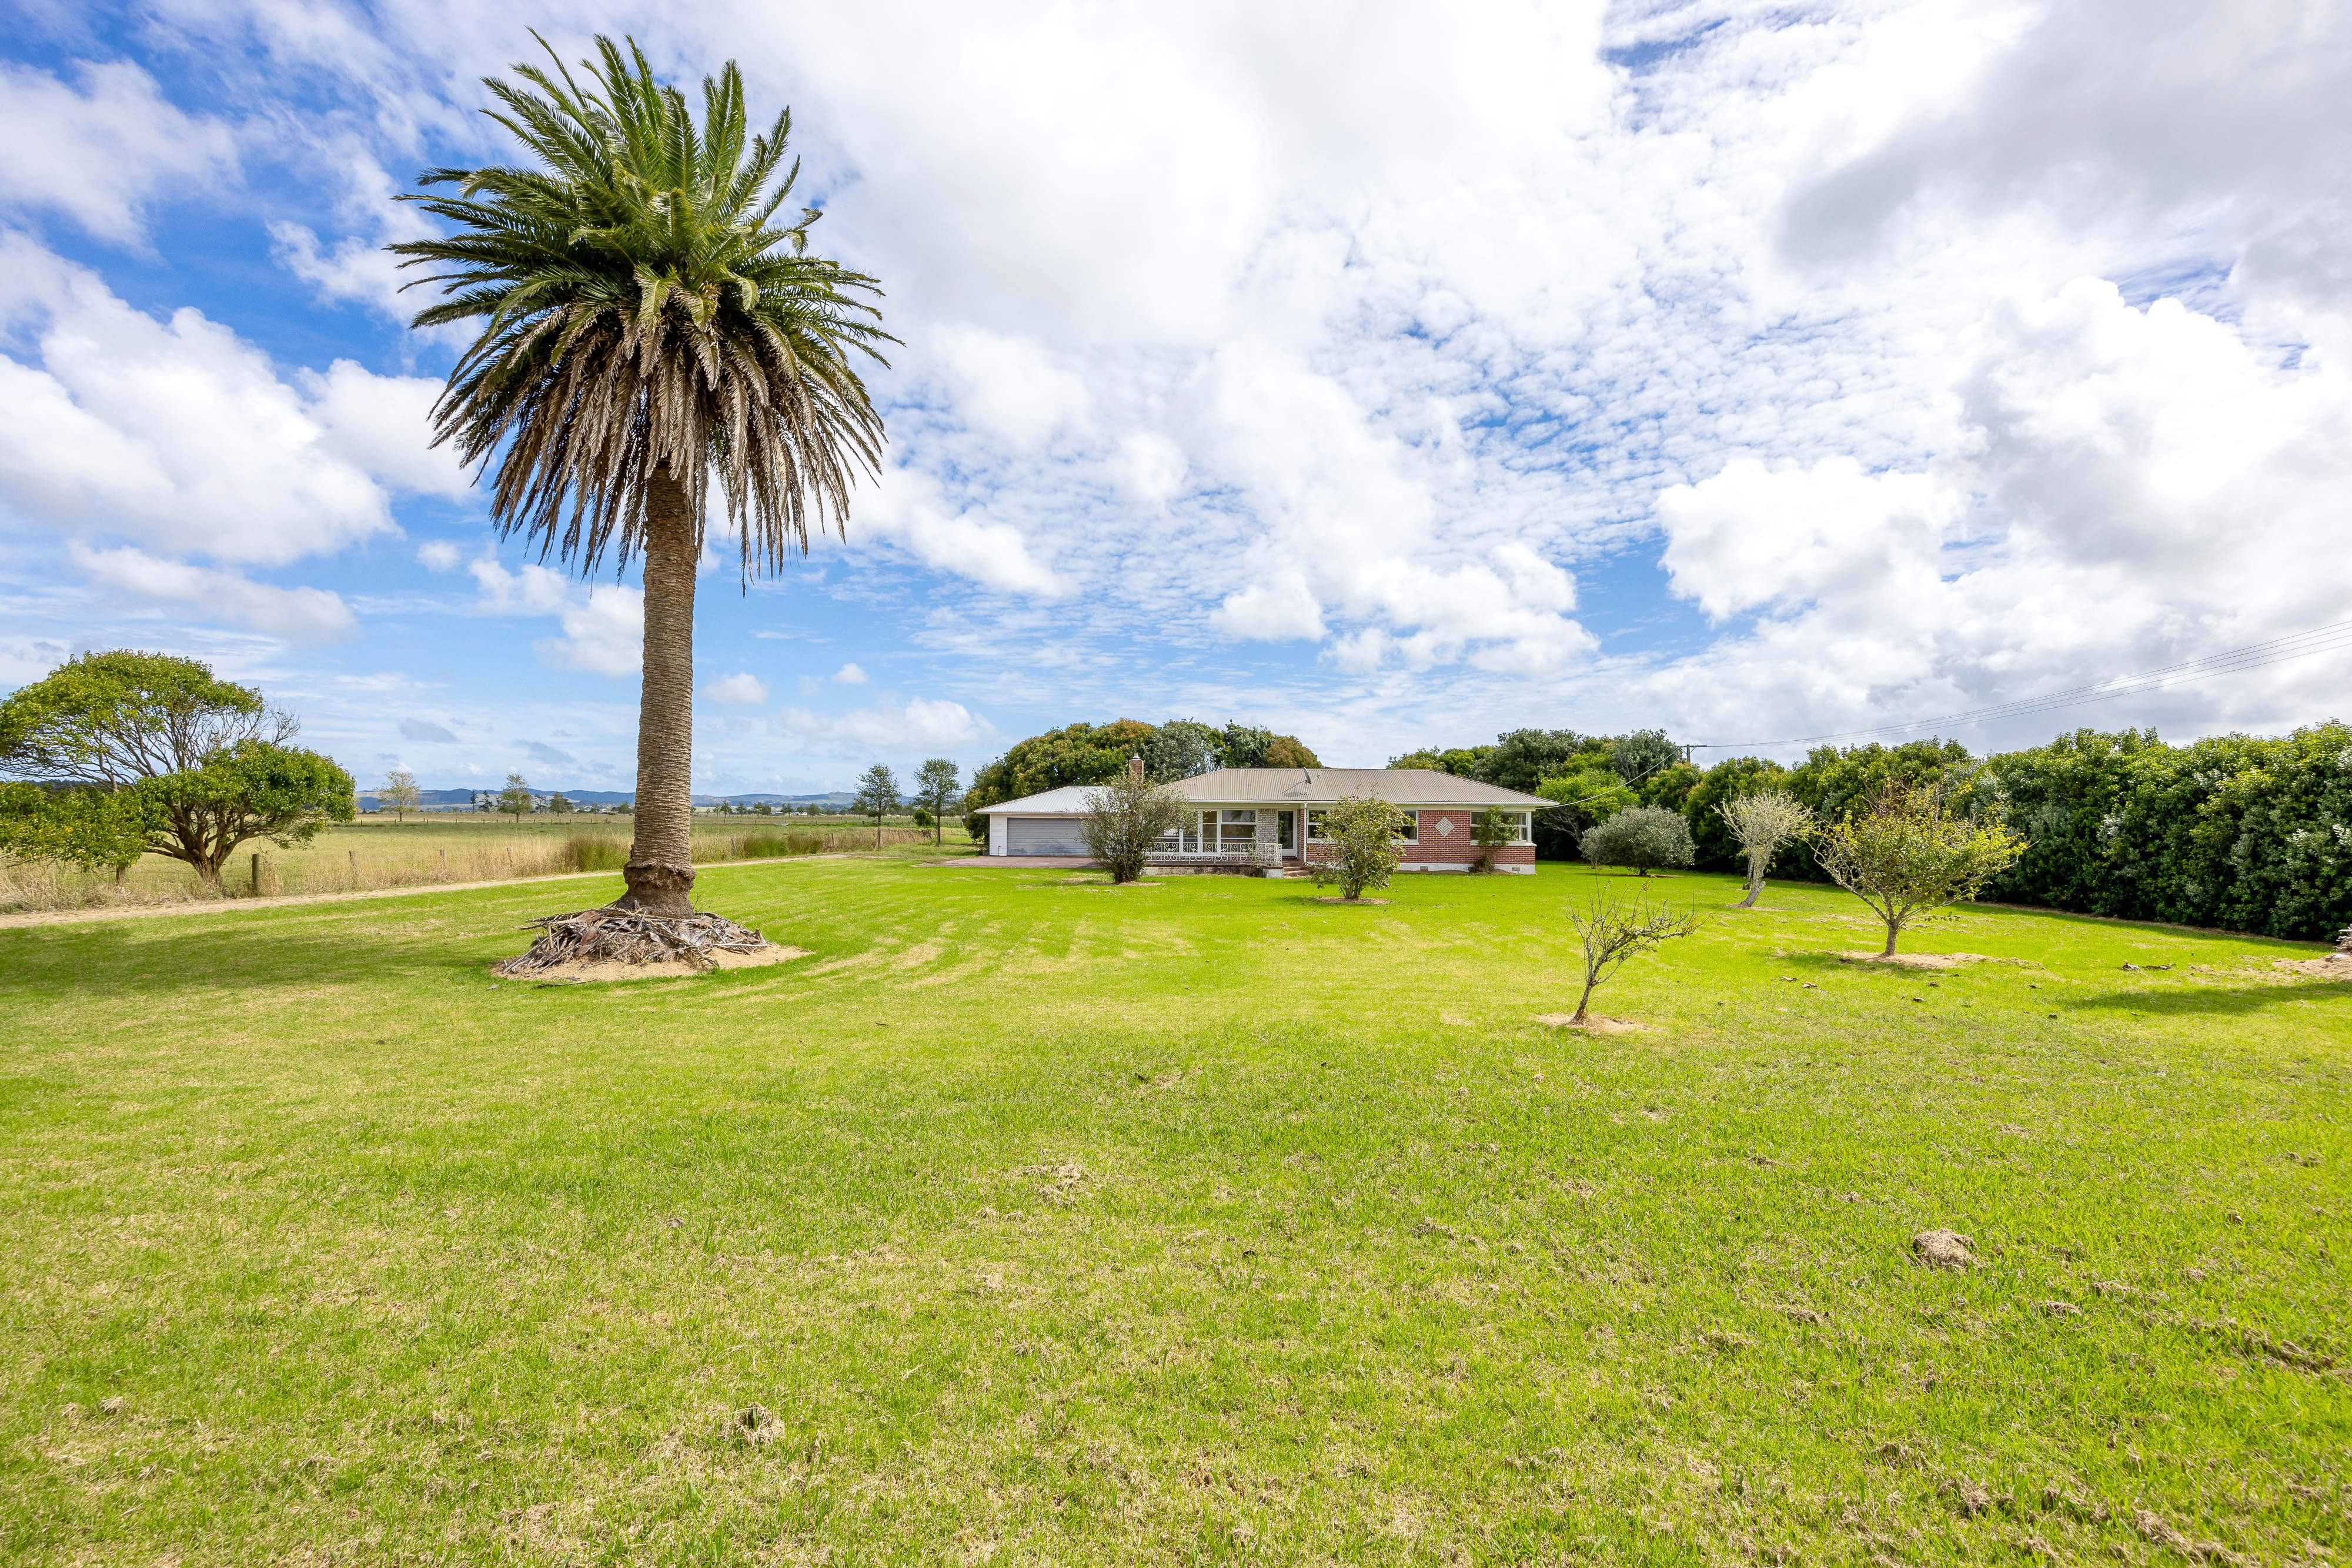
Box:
4 1 2349 794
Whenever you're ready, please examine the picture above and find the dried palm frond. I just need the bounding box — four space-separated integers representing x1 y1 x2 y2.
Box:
495 908 772 975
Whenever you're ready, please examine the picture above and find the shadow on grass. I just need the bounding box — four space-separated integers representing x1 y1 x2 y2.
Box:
0 887 660 999
2063 981 2352 1016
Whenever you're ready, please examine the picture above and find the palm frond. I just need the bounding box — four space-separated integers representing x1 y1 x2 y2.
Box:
393 32 892 579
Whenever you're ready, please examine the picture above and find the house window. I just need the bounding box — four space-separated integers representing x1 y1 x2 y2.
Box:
1507 811 1532 843
1305 809 1417 843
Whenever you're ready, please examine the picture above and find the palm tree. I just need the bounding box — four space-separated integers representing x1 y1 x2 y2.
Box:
392 35 889 918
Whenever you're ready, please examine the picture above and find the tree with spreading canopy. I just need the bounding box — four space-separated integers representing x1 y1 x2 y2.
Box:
0 651 352 889
499 774 534 821
1814 779 2027 956
1579 803 1694 877
379 767 423 821
392 35 888 920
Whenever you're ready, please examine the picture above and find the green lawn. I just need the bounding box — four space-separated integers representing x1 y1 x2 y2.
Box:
2 861 2345 1564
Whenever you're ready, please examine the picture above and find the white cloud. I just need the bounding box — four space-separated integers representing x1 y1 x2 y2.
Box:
0 238 456 568
931 325 1092 449
852 463 1063 596
769 696 994 754
468 559 645 677
1211 574 1325 642
0 61 238 242
21 2 2352 768
704 672 769 704
299 359 472 497
416 540 460 571
73 544 358 644
1658 458 1960 621
832 662 868 685
0 635 71 686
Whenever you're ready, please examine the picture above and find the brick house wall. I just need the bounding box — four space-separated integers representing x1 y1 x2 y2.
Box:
1300 810 1535 874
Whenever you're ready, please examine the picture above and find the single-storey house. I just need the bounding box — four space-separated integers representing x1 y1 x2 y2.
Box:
975 767 1551 874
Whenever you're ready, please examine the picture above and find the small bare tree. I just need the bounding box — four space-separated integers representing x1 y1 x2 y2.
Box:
1814 780 2026 956
1312 795 1409 901
1562 886 1699 1024
1719 790 1813 908
1081 766 1187 884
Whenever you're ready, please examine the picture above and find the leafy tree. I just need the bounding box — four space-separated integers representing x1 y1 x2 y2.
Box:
1081 768 1187 884
1815 780 2026 957
911 807 934 830
549 791 573 815
0 651 352 889
499 773 534 821
1718 790 1813 908
1471 728 1596 794
1311 796 1408 901
1138 720 1222 783
393 36 888 918
1560 887 1699 1025
853 763 900 850
1580 804 1695 877
1217 723 1276 770
139 744 357 889
1610 728 1682 784
1389 744 1496 777
0 783 148 877
379 767 423 821
913 757 961 844
1536 765 1632 834
1782 738 1973 877
1261 734 1321 768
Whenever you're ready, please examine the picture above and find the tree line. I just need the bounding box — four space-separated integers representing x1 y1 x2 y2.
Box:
1392 722 2352 942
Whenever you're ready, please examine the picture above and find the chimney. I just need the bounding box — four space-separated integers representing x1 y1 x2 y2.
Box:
1127 754 1145 782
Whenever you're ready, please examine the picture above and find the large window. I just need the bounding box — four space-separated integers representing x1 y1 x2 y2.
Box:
1305 808 1417 843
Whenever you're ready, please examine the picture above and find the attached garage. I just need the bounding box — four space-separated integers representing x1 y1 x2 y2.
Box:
1004 817 1088 856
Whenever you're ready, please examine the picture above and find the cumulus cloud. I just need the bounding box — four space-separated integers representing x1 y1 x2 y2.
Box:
704 672 769 704
416 540 461 571
73 544 358 644
832 662 868 685
1658 459 1960 621
469 559 646 677
853 463 1063 596
0 61 238 242
0 238 457 569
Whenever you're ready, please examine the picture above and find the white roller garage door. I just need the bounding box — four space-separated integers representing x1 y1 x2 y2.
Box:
1005 817 1088 855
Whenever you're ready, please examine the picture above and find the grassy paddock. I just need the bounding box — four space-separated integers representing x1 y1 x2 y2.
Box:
1 862 2345 1564
0 816 971 912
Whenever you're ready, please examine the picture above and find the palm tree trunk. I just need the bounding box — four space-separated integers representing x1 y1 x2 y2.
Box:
616 466 699 917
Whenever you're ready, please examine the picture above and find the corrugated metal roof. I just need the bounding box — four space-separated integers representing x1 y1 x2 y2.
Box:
978 768 1549 814
973 785 1104 816
1174 768 1551 807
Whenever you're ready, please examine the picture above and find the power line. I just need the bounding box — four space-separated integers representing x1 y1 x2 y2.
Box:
1698 616 2352 750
